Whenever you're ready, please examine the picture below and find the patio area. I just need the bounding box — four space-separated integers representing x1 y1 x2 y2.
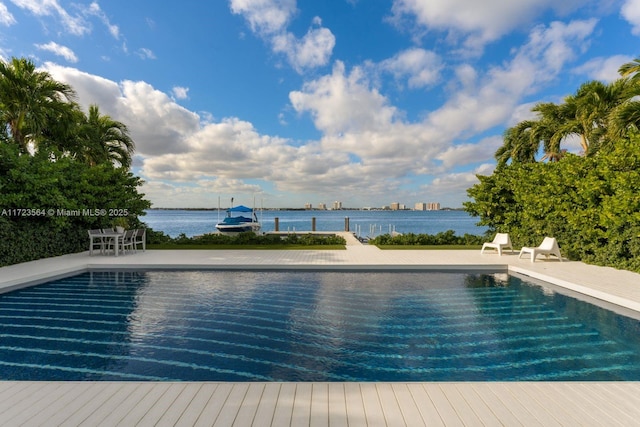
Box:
1 243 640 426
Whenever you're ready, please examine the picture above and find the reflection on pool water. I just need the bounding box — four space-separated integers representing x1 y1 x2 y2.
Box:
1 270 639 381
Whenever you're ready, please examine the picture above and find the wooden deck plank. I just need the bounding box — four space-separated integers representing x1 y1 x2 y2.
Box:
175 383 219 426
406 383 445 427
112 382 172 426
0 382 64 425
90 382 157 426
0 381 49 415
479 383 543 427
27 382 99 426
158 383 204 426
469 383 524 427
452 383 503 426
310 382 329 427
194 383 235 427
271 382 295 426
360 383 386 427
376 383 406 426
523 383 598 426
60 383 128 426
1 381 640 426
131 383 187 427
422 384 464 427
436 384 484 427
327 382 348 427
579 383 640 425
251 383 281 427
344 383 367 427
212 383 250 427
291 383 312 426
390 384 426 427
233 383 265 427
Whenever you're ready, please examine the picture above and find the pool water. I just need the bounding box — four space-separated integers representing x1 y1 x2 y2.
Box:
1 270 640 381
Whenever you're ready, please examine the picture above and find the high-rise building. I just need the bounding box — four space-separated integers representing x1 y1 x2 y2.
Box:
332 201 342 210
304 203 312 210
318 203 327 210
390 202 400 210
415 202 427 211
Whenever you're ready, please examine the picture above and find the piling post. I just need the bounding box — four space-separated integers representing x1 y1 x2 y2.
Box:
344 216 350 232
275 217 279 232
312 217 316 231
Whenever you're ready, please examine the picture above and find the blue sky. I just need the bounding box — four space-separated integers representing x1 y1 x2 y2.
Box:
1 1 639 208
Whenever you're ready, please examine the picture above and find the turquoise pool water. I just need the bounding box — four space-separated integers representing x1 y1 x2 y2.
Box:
1 270 639 381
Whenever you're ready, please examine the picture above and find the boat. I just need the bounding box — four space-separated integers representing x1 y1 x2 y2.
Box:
215 205 261 234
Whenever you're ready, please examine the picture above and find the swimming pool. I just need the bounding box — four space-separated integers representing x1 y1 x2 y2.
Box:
1 270 639 381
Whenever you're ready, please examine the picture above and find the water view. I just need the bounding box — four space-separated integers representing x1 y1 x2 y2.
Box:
142 209 488 238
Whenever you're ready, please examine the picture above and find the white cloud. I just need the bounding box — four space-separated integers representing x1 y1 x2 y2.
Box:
172 86 189 100
229 0 296 35
380 47 443 88
0 2 16 25
84 1 120 39
35 41 78 63
290 61 399 136
43 62 200 156
10 0 90 35
38 17 599 208
622 0 640 34
136 48 156 60
230 0 334 72
272 24 335 72
573 54 634 82
390 0 587 50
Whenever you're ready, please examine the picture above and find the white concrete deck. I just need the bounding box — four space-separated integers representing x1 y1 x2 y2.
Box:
1 241 640 426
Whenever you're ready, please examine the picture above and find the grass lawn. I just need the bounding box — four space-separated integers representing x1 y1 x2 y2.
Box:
147 244 346 250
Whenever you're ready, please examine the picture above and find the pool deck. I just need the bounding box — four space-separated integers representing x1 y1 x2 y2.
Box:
1 238 640 426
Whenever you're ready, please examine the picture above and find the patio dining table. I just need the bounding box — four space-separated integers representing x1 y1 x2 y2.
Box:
89 231 125 256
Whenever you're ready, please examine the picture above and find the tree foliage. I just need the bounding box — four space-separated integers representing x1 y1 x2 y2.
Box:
472 57 640 273
0 57 149 266
465 135 640 272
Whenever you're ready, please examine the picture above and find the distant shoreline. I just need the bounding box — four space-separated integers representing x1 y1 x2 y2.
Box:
147 207 466 212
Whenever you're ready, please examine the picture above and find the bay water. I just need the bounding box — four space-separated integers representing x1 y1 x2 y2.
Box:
142 209 488 238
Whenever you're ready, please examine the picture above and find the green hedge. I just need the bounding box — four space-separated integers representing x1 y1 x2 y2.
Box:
0 144 150 267
151 231 347 246
464 135 640 272
369 230 486 246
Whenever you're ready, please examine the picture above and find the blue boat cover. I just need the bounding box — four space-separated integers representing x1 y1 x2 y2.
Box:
227 205 253 212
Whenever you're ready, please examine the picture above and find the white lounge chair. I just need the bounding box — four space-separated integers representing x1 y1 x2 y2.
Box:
519 237 563 262
480 233 513 256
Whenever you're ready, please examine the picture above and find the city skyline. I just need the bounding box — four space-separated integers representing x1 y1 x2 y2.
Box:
1 1 638 208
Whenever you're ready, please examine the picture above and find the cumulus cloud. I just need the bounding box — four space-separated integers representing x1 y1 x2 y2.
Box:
10 0 90 35
622 0 640 34
290 61 399 136
229 0 334 72
380 47 443 88
43 62 200 156
573 54 634 82
0 2 16 26
172 86 189 100
37 16 599 207
390 0 587 50
35 41 78 63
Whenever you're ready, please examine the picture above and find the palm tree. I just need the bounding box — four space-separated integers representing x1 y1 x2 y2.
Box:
0 57 75 152
619 57 640 81
77 104 135 168
495 120 538 167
